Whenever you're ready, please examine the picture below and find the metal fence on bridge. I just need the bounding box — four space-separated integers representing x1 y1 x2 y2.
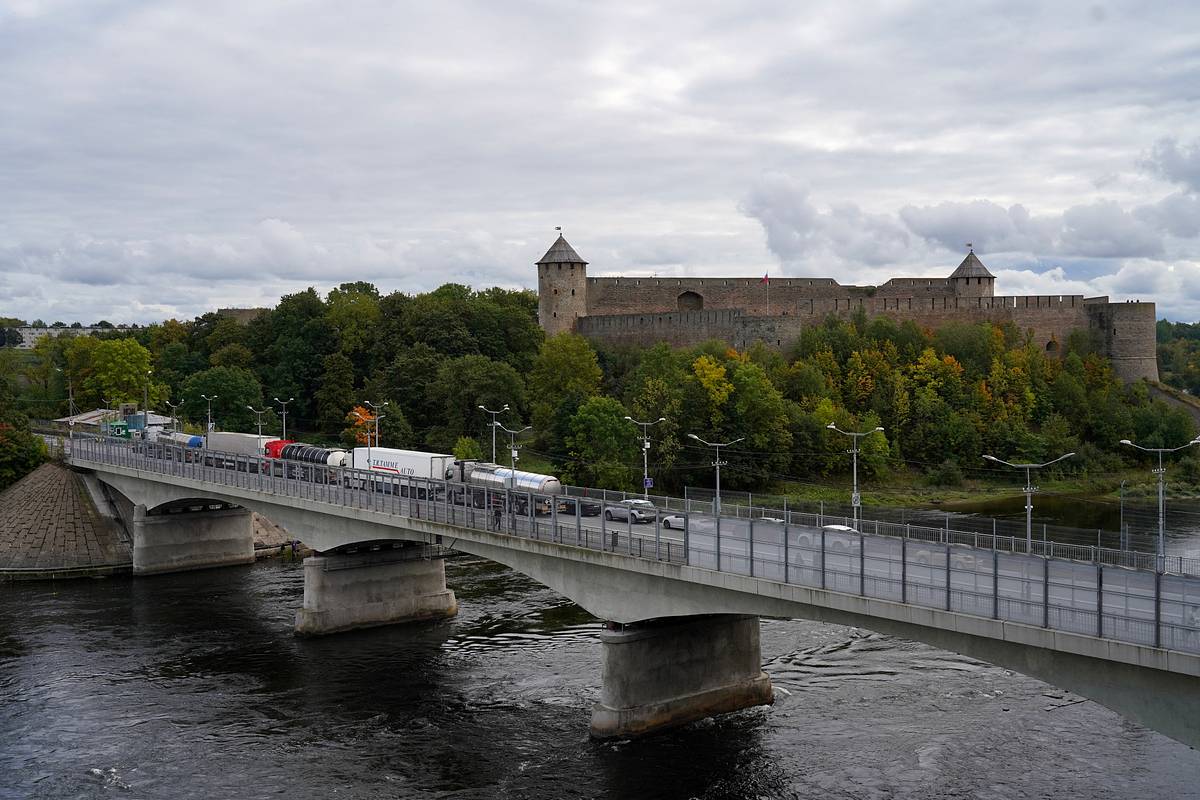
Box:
66 437 1200 656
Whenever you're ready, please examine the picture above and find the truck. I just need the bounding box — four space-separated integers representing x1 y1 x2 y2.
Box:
207 431 268 457
348 447 454 498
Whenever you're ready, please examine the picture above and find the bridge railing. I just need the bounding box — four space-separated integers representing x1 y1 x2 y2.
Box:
67 437 1200 657
562 483 1200 578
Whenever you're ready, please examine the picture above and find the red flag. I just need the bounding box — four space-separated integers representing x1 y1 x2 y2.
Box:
760 274 770 285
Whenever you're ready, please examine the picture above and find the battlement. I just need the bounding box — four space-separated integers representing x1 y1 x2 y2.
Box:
536 234 1158 382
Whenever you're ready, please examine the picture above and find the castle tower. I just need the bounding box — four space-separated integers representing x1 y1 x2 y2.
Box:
949 248 995 298
537 234 588 336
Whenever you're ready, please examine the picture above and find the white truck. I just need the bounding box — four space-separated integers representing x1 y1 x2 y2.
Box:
207 431 268 456
351 447 453 478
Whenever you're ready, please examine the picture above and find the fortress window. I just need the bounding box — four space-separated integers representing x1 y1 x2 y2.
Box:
558 264 561 270
571 289 575 296
554 288 558 295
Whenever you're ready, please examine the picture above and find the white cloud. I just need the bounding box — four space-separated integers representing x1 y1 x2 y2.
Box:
1 1 1200 323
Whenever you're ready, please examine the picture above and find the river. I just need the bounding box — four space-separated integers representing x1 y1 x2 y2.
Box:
2 552 1199 799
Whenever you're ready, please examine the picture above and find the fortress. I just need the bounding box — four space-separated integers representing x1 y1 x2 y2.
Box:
535 234 1159 383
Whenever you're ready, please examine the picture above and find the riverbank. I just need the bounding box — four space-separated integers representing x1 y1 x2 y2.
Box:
772 468 1200 510
0 462 308 580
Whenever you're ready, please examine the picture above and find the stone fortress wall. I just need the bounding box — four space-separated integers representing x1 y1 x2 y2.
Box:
536 235 1159 383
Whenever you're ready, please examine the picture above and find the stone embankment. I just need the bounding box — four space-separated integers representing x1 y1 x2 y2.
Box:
1 462 304 579
0 463 132 579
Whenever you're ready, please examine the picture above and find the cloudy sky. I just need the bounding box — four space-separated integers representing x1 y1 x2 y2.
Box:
3 0 1200 324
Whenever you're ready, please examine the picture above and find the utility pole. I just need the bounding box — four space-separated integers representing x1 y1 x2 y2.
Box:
687 434 744 515
625 415 666 498
273 397 293 440
1120 436 1200 568
365 400 389 447
200 394 218 446
826 423 885 528
247 406 271 452
496 422 531 491
479 404 510 463
982 452 1075 553
141 369 152 439
165 399 182 433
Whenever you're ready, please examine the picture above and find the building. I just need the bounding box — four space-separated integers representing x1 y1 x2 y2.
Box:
536 234 1159 383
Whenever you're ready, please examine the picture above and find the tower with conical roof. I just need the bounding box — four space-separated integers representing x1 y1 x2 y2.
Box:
537 233 588 336
948 247 995 298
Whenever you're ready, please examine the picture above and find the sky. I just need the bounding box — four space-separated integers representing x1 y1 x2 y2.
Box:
2 0 1199 324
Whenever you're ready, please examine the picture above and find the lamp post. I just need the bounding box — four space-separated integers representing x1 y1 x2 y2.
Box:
273 397 293 440
625 415 666 498
165 399 182 433
982 452 1075 553
101 397 113 438
478 404 510 463
352 409 377 468
55 367 77 417
496 422 531 490
247 406 271 452
142 369 152 438
200 394 218 446
687 434 744 515
365 400 389 447
826 423 884 528
1119 436 1200 566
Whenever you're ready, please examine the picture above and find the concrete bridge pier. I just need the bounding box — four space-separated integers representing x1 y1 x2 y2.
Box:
590 614 774 738
132 503 255 575
294 546 457 636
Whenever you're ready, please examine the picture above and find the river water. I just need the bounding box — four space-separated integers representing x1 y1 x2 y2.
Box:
2 553 1199 799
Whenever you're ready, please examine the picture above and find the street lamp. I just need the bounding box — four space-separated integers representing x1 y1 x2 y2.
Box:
143 369 152 438
479 404 510 463
273 397 294 440
496 422 531 490
55 366 77 417
164 399 183 433
351 408 382 469
826 423 884 528
101 396 113 438
365 400 389 447
687 434 744 515
247 406 271 452
1119 436 1200 565
982 452 1075 553
625 415 666 498
200 394 218 446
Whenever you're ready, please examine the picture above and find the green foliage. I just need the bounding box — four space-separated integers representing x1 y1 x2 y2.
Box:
453 436 484 461
563 395 638 489
181 366 264 432
0 423 46 490
529 333 602 450
425 354 527 452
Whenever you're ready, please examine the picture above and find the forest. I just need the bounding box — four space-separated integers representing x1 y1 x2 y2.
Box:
2 282 1198 496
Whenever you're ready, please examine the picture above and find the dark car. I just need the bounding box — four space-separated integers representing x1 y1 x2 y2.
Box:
557 497 602 516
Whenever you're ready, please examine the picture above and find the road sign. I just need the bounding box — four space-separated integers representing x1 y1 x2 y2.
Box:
644 477 654 489
851 492 861 507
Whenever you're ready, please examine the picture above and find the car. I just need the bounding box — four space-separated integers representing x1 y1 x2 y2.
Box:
604 498 657 523
557 497 601 516
661 513 685 529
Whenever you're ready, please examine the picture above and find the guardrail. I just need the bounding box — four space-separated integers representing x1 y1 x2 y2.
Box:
65 437 1200 656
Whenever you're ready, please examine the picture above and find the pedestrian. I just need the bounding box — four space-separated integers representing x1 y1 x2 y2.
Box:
493 505 502 531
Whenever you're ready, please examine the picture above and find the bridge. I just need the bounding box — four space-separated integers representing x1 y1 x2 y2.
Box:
64 437 1200 745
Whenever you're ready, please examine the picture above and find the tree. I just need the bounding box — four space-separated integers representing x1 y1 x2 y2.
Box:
563 396 638 489
181 366 263 432
453 436 484 461
77 338 164 410
315 352 356 433
0 423 45 491
528 333 602 443
425 355 526 452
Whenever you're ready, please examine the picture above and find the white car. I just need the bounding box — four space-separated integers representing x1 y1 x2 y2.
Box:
661 513 685 529
604 498 657 523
